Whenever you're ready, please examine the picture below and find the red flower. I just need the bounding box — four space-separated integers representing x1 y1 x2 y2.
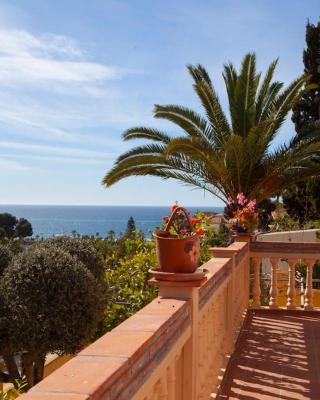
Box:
197 227 206 236
190 217 201 225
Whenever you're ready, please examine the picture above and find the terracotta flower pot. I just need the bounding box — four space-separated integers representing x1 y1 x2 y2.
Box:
154 206 200 273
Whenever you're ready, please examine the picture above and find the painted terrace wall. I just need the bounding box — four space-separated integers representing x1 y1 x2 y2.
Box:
20 241 249 400
20 238 320 400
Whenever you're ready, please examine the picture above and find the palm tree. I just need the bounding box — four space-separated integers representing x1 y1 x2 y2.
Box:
103 53 320 206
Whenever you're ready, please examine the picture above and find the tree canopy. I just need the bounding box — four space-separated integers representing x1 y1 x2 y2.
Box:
104 53 320 205
292 19 320 136
0 243 104 388
0 213 33 238
284 19 320 223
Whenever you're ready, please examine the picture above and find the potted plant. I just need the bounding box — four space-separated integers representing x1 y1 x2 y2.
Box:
153 204 205 273
228 193 258 234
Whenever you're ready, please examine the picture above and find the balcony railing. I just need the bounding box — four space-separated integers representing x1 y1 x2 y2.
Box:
20 238 320 400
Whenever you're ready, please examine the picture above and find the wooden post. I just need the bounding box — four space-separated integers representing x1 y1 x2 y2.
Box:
286 259 296 310
304 259 314 311
252 257 261 308
269 258 278 309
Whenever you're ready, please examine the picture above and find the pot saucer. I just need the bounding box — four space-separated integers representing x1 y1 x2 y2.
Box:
148 267 207 282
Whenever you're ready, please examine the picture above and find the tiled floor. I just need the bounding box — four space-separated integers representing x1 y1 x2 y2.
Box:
218 310 320 400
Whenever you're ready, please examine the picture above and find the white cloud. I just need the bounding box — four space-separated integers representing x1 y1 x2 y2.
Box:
0 105 78 142
0 27 149 148
1 153 110 166
0 29 128 86
0 29 82 58
0 140 115 158
0 159 28 171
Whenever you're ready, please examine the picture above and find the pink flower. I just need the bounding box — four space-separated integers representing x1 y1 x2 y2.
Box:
246 199 256 211
236 192 246 206
179 229 188 235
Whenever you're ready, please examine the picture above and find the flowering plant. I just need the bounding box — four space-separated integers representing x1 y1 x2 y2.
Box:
228 193 258 233
161 203 206 238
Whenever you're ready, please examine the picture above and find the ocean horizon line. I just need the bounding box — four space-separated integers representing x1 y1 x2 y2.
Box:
0 204 224 237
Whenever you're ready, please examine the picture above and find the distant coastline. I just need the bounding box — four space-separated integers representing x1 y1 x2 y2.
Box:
0 205 224 238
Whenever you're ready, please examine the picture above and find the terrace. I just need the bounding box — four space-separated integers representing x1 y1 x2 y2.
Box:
20 236 320 400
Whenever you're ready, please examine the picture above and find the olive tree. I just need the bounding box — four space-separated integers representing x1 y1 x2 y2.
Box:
0 246 103 388
38 236 104 280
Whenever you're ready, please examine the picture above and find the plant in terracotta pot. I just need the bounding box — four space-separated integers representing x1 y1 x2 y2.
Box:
153 204 205 273
228 193 258 234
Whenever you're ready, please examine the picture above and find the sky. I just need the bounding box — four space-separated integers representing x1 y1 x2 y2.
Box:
0 0 318 206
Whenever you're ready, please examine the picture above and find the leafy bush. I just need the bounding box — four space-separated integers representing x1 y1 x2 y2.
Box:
38 236 104 280
0 244 12 276
92 231 147 269
0 380 27 399
195 213 230 263
303 219 320 229
96 238 157 335
0 246 103 387
270 214 300 232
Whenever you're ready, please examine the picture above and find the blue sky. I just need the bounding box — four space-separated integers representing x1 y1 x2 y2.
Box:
0 0 318 206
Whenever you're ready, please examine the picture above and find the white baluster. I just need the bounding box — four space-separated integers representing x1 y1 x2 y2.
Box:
269 258 278 308
252 257 261 308
286 259 296 309
304 259 314 310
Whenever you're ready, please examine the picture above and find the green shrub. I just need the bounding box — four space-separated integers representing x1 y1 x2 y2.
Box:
38 236 104 280
0 246 103 387
270 215 300 232
0 244 12 276
98 244 157 334
0 380 27 399
194 213 230 263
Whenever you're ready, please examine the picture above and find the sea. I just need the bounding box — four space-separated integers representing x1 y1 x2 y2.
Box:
0 205 223 238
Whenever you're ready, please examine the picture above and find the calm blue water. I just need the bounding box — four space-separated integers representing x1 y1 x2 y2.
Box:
0 205 223 238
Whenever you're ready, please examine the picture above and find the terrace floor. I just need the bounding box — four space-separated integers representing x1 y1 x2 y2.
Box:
217 309 320 400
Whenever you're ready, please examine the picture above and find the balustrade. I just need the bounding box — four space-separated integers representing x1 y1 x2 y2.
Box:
19 239 320 400
250 242 320 311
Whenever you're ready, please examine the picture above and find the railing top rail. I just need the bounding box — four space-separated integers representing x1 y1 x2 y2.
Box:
250 241 320 256
199 256 233 310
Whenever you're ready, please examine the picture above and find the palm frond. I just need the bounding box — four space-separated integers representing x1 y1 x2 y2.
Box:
258 81 284 122
233 53 259 136
117 144 166 162
256 59 278 122
270 75 308 134
122 127 171 143
153 104 212 141
187 64 231 143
